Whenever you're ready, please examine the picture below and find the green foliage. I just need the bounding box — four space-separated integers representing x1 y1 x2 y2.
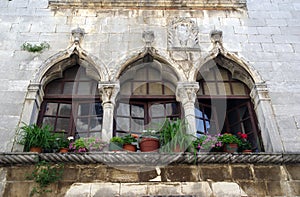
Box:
21 42 50 53
83 137 107 152
26 161 64 196
110 136 123 144
18 123 53 151
159 119 192 152
53 133 70 149
218 133 241 145
121 134 137 145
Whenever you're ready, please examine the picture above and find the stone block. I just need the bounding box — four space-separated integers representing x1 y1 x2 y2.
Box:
288 181 300 196
61 166 78 181
0 103 23 116
257 27 281 35
277 116 298 130
107 166 139 182
8 0 28 8
148 182 182 195
220 18 240 26
91 183 120 197
265 19 288 26
212 182 244 197
65 183 91 197
181 182 212 196
266 181 286 196
161 165 199 182
234 26 258 35
286 165 300 180
79 165 108 182
6 166 35 181
199 165 231 181
241 43 263 52
248 35 273 43
3 182 32 197
262 43 294 53
238 181 268 196
138 167 159 182
120 183 147 197
280 27 300 35
253 165 282 181
240 18 266 27
231 165 253 180
272 35 300 44
28 0 48 8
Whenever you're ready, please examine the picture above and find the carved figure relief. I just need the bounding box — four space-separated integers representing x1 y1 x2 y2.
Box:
168 18 200 51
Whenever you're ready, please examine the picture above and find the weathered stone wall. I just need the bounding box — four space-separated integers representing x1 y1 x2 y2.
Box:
0 0 299 153
2 162 300 196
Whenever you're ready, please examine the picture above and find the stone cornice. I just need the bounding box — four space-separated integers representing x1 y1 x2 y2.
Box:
49 0 246 10
1 152 299 166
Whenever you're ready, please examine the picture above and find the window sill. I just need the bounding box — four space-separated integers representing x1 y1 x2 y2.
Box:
1 152 299 165
49 0 247 10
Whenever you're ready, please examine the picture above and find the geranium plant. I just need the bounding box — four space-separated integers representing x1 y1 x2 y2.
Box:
218 133 241 145
69 138 87 153
237 132 252 151
83 137 107 152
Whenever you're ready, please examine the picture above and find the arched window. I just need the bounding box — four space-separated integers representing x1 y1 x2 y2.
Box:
115 55 181 136
196 65 263 151
37 65 103 138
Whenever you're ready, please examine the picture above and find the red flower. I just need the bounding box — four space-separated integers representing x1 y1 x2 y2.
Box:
240 133 248 139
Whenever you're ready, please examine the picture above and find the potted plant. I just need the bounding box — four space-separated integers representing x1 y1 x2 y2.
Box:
218 133 242 153
109 136 123 151
18 123 53 153
237 132 252 153
82 137 107 152
159 119 192 153
192 134 223 153
139 130 160 152
69 138 88 153
54 133 70 153
121 134 137 152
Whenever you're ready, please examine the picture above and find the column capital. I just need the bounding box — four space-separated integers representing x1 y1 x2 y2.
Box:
176 82 199 105
98 81 120 105
250 82 270 107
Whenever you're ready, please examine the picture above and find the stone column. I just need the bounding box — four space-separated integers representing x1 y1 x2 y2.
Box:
250 83 284 152
12 83 44 151
98 81 120 143
176 82 199 136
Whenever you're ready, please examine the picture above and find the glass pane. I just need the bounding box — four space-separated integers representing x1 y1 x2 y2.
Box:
76 118 89 132
242 119 253 133
64 67 78 80
149 83 162 95
131 105 144 118
131 119 144 133
164 82 175 95
63 82 74 94
90 117 102 131
116 117 130 131
42 117 55 128
58 104 71 116
221 69 229 80
239 106 249 120
46 81 61 94
91 102 103 116
120 82 131 95
195 108 203 119
215 70 224 81
204 82 217 95
203 107 212 121
44 103 58 116
148 68 160 80
133 82 147 95
150 104 164 118
166 103 179 116
56 118 70 132
196 118 205 133
77 132 88 138
232 83 247 95
230 124 241 133
135 68 147 80
228 110 238 125
77 82 91 95
78 103 90 116
218 83 231 95
197 84 204 95
150 118 165 129
205 72 215 80
117 103 130 116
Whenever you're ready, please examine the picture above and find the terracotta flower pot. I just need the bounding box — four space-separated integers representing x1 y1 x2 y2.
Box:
30 147 42 153
139 138 160 152
59 148 69 153
223 143 238 153
123 144 137 152
242 149 252 153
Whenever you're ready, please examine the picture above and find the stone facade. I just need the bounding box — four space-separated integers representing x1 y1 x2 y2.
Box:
0 0 300 196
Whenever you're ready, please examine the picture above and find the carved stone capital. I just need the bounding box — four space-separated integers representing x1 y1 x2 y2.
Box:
210 30 223 44
71 27 85 44
98 81 120 105
142 31 155 48
176 82 199 106
250 83 270 107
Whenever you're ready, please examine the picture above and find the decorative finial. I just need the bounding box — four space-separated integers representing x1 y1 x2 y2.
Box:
210 30 223 44
71 27 85 44
142 31 155 47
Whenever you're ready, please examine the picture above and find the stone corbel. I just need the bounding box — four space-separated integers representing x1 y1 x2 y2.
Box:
71 27 85 45
98 81 120 105
142 31 155 48
176 82 199 106
210 30 224 54
26 83 44 108
250 83 270 108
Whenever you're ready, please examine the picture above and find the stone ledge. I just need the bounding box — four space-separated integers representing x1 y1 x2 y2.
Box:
48 0 247 10
0 152 299 165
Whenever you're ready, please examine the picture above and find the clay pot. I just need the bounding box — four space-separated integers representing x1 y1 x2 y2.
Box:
123 144 137 152
139 138 160 152
59 148 69 153
29 147 42 153
223 143 238 153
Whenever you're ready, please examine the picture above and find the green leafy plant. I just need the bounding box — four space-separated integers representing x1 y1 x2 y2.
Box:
18 123 53 152
26 161 64 196
82 137 108 152
69 138 87 152
237 132 252 151
159 119 192 152
53 133 70 149
110 136 123 144
121 134 137 145
218 133 241 145
21 42 50 53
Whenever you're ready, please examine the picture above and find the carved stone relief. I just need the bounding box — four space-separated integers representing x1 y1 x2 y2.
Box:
168 18 200 51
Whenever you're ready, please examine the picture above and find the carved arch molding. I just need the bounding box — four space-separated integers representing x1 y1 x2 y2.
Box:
49 0 246 10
